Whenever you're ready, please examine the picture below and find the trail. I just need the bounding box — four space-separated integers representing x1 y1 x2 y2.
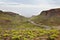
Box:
28 20 51 30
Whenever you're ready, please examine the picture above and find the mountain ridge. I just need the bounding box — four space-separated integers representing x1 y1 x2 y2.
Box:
31 8 60 26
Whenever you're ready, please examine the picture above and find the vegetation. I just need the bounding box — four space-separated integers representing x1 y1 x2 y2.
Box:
30 8 60 26
0 10 60 40
0 28 59 40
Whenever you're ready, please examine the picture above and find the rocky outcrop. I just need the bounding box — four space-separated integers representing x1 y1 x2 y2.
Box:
40 8 60 17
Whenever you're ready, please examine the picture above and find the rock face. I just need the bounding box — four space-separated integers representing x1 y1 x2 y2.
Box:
31 8 60 26
40 8 60 17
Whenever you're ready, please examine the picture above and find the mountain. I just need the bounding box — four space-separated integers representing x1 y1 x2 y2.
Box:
0 10 27 29
0 9 60 40
31 8 60 26
0 10 38 30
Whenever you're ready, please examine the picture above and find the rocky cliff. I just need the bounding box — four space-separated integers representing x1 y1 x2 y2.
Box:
40 8 60 17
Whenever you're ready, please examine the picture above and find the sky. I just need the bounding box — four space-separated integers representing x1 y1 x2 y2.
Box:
0 0 60 17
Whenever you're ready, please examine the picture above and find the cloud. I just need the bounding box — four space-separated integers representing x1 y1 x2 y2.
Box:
0 0 60 17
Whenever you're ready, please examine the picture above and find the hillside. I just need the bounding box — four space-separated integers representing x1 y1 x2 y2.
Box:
0 10 39 30
31 8 60 26
0 10 28 29
0 9 60 40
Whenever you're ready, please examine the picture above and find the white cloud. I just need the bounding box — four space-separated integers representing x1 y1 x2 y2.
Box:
0 1 59 9
0 0 60 17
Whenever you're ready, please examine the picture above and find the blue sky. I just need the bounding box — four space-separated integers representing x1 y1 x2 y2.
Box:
0 0 60 17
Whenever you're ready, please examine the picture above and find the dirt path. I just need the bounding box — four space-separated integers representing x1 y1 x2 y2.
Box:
28 20 51 30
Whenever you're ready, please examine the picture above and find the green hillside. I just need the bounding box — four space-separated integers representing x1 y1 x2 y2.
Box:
31 8 60 26
0 9 60 40
0 10 28 29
